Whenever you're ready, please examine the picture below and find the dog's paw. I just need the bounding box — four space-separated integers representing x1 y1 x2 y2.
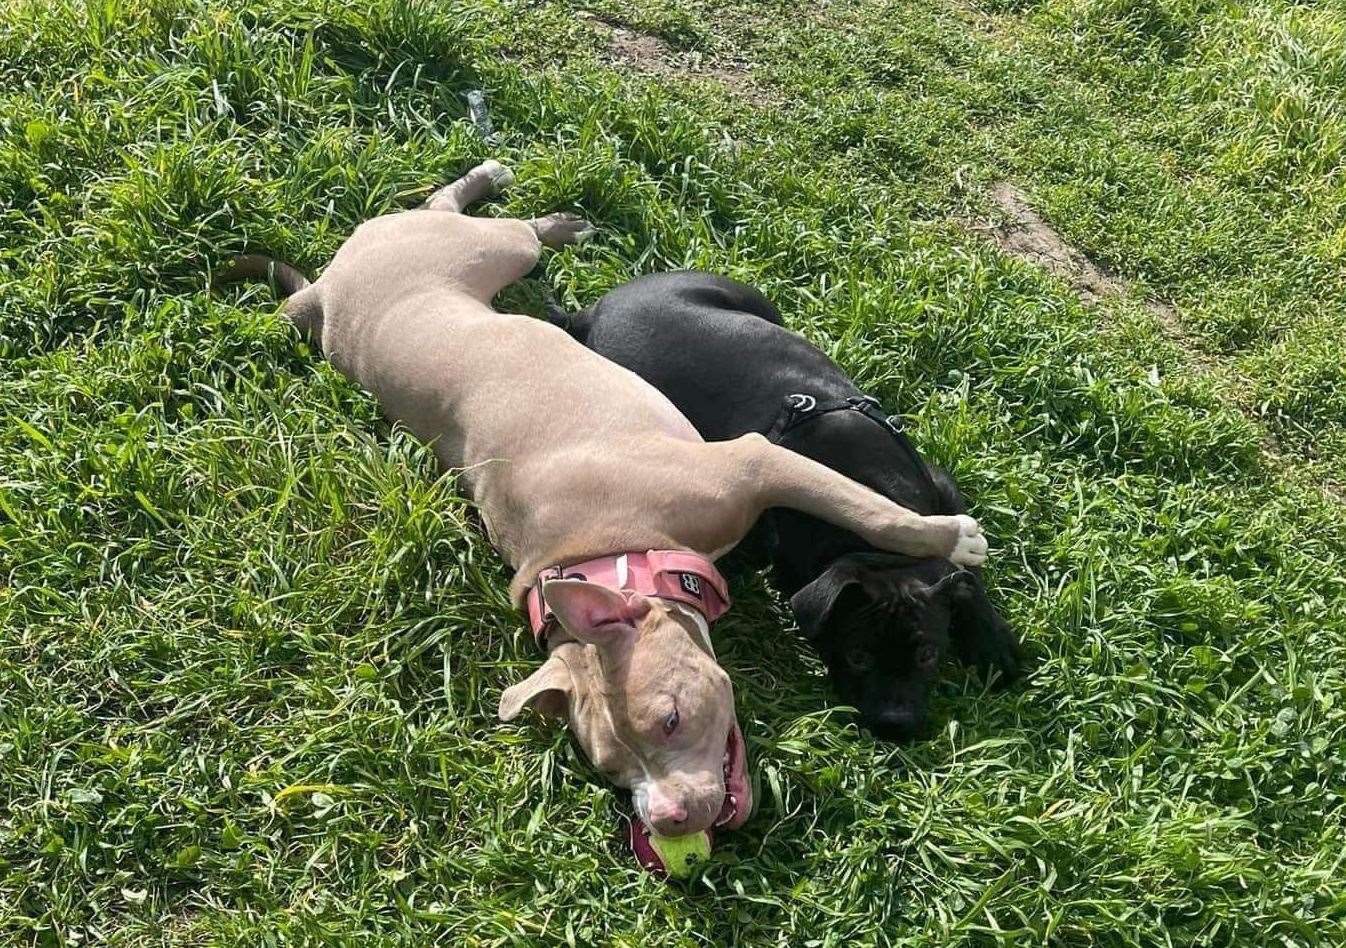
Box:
532 212 598 248
947 514 988 567
479 159 515 193
958 616 1024 687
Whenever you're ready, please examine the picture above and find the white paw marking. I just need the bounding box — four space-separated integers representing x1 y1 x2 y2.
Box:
950 515 988 567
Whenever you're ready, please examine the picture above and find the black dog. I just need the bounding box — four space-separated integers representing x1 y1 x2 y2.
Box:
550 272 1021 740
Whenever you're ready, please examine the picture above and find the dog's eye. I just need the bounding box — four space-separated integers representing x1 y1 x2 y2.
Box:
917 643 940 668
846 648 873 672
663 708 680 735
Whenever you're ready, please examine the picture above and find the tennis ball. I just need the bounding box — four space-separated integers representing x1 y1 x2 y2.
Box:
647 830 712 879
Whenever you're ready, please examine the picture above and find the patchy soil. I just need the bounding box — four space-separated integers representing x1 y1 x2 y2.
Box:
977 183 1213 357
587 15 765 102
973 182 1316 473
985 183 1123 305
981 183 1204 352
606 25 678 75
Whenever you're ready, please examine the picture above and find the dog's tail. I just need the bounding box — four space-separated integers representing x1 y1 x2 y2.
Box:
543 300 570 329
213 254 311 297
213 254 324 349
543 300 594 342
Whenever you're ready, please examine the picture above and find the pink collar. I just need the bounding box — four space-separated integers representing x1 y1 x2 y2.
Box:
526 550 731 647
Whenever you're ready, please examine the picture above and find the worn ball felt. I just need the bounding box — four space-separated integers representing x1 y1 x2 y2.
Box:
647 830 712 878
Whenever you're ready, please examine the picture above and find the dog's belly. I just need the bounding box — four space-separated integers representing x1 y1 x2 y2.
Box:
335 301 693 448
318 293 705 577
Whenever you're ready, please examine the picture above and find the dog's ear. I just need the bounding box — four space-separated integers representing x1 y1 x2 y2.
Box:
543 579 650 647
499 656 573 721
900 568 974 606
790 563 865 640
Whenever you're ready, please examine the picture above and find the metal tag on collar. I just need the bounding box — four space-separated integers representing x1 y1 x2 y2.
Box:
537 564 566 615
540 564 565 585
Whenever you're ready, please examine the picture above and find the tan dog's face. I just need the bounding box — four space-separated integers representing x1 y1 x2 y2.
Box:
499 579 752 837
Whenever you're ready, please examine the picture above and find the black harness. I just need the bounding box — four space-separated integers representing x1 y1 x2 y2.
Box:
765 393 943 501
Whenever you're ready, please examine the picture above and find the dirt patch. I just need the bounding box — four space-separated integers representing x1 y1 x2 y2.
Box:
980 183 1215 363
587 15 765 102
972 182 1322 476
606 24 678 74
985 183 1122 305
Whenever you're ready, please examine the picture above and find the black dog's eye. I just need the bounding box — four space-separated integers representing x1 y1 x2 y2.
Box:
663 708 680 735
916 643 940 668
846 648 873 672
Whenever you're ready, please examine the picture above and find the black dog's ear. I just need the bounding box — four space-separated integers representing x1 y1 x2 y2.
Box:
790 564 864 640
900 568 975 606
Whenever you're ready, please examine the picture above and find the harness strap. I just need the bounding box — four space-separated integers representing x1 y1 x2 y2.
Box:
765 392 942 499
526 550 731 648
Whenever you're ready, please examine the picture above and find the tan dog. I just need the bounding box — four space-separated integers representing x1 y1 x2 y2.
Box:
225 161 987 839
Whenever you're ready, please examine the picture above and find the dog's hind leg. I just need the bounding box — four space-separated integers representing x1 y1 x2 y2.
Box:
422 160 515 212
448 213 594 304
284 287 325 350
529 212 597 248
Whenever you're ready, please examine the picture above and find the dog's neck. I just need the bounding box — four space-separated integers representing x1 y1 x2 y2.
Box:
525 552 729 656
762 409 948 594
766 509 875 595
543 603 715 665
543 624 579 652
496 436 752 606
508 534 682 604
773 409 943 516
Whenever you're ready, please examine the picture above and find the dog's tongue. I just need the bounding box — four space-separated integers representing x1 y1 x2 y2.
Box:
715 791 739 827
629 813 716 872
627 725 748 874
628 815 665 873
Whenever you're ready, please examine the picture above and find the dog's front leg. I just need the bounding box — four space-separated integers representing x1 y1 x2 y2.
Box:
724 434 988 566
949 570 1023 684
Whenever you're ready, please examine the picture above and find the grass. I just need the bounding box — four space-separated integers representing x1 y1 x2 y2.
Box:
2 0 1344 943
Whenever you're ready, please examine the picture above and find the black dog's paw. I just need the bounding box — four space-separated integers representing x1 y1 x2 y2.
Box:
956 616 1024 688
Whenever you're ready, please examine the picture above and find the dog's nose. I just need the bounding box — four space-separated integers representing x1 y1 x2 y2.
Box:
647 796 689 834
868 708 924 743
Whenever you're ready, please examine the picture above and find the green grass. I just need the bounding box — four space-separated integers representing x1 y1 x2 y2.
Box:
2 0 1345 943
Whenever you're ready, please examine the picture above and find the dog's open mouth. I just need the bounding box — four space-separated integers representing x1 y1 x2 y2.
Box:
716 720 752 831
629 721 752 875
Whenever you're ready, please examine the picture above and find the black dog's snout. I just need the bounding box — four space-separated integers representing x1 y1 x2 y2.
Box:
867 707 926 743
